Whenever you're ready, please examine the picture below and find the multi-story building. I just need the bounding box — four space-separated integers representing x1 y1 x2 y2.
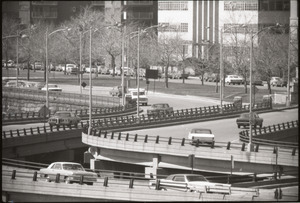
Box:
158 0 295 62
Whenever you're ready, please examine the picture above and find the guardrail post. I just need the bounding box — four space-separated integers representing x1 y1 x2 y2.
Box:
17 129 20 137
23 129 27 136
181 138 185 146
63 125 66 131
144 135 148 143
278 124 281 130
104 131 107 138
33 171 38 181
37 127 40 134
196 139 200 147
111 132 114 139
118 132 122 140
10 130 13 138
30 128 33 135
168 137 172 145
79 175 84 185
81 122 84 128
292 148 296 156
126 133 129 141
253 173 257 182
44 126 47 133
11 170 16 179
211 141 215 148
3 132 6 139
129 179 134 188
227 142 231 150
287 122 290 128
282 123 285 129
92 129 96 136
155 136 159 144
155 179 160 190
98 130 101 137
55 173 60 183
255 144 259 152
134 134 138 142
103 177 108 187
241 143 245 151
273 147 277 154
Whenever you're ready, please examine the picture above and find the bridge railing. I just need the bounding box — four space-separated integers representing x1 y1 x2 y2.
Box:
2 103 136 121
239 120 298 148
3 86 120 107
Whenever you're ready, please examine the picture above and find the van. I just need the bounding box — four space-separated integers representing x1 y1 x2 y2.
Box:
125 88 148 106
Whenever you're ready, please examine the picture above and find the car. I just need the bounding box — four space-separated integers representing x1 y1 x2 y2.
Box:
149 174 231 193
270 77 287 87
41 84 62 92
188 128 215 144
245 79 264 86
39 162 98 185
236 112 263 128
48 111 81 127
109 86 122 97
147 103 173 116
66 64 78 75
225 75 243 85
34 62 43 70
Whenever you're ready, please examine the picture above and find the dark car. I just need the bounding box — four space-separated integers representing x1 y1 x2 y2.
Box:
48 111 81 127
147 103 173 116
236 112 263 128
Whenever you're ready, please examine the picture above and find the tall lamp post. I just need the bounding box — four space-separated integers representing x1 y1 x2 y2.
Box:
2 29 30 87
131 24 164 119
45 27 70 110
79 29 90 94
247 24 281 151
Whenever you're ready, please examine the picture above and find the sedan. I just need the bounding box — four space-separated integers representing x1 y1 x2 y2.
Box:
149 174 231 193
236 112 263 128
39 162 98 185
41 84 62 92
188 128 215 144
147 103 173 116
48 111 81 127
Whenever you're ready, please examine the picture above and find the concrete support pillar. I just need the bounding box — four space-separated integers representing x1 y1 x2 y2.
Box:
145 156 159 179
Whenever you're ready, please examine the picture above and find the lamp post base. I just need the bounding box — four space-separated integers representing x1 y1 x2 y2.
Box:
247 143 254 152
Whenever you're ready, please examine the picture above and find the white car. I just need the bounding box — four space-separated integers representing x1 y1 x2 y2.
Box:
225 75 243 85
41 84 62 92
39 162 98 185
188 128 215 144
149 174 231 193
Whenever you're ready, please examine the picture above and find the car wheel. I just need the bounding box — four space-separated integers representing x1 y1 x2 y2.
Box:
65 177 71 184
160 187 167 191
45 177 51 182
237 125 240 128
259 124 262 128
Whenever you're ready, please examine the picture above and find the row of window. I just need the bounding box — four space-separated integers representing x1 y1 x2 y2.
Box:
159 23 189 32
224 1 258 11
224 0 290 11
126 1 153 5
223 23 289 34
31 1 58 6
158 1 188 10
32 7 57 18
127 11 153 19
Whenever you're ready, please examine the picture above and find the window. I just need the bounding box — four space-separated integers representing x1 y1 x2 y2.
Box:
173 176 185 182
127 11 153 19
224 1 258 11
259 0 290 11
127 1 153 5
158 1 188 10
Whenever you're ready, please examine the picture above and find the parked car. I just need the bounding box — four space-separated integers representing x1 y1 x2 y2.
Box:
236 112 263 128
205 73 219 82
147 103 173 116
109 86 122 97
33 62 43 70
270 77 287 87
245 79 264 86
48 111 81 127
225 75 243 85
149 174 231 193
39 162 97 185
41 84 62 92
66 64 78 75
188 128 215 145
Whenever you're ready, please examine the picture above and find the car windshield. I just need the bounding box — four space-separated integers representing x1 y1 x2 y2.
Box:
55 112 71 117
49 85 58 88
132 92 145 96
191 129 211 134
63 164 84 171
186 175 208 182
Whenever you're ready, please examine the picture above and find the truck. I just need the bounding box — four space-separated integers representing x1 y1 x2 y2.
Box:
125 88 148 106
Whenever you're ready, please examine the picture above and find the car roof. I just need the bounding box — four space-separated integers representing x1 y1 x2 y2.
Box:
191 128 211 131
55 111 72 113
169 174 204 177
51 162 81 165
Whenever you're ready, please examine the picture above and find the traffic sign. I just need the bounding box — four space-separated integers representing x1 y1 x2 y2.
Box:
39 105 50 118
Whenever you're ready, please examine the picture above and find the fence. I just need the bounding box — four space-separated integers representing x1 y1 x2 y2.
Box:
3 87 120 107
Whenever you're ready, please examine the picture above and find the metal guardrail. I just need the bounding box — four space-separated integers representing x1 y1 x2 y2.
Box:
2 103 136 122
239 121 299 147
3 86 120 107
86 102 271 131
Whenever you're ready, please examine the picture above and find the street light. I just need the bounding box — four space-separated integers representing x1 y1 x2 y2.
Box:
79 29 90 94
2 30 29 87
247 23 281 151
45 27 71 111
131 24 164 119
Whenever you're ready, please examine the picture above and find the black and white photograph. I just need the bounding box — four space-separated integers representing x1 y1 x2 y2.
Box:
2 0 298 202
